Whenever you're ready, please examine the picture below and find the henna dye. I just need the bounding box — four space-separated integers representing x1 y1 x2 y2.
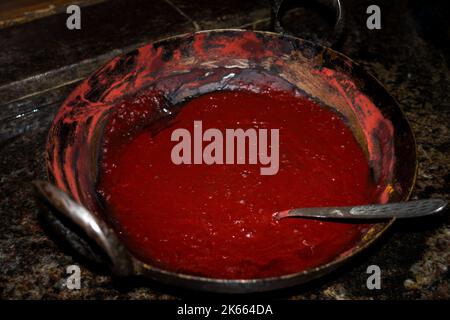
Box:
97 89 377 279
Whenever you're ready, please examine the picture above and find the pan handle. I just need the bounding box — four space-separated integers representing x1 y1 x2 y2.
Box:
33 180 134 276
269 0 344 47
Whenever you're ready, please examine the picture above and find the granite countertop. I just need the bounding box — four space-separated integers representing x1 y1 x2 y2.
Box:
0 0 449 299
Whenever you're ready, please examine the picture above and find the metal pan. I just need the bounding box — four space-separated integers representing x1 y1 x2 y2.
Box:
37 1 417 293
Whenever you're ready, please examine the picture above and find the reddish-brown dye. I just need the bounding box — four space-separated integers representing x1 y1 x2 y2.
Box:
97 90 377 279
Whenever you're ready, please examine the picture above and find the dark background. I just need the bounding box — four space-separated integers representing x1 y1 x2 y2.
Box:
0 0 449 299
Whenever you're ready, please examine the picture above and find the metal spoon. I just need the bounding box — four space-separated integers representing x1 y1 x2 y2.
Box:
273 199 448 220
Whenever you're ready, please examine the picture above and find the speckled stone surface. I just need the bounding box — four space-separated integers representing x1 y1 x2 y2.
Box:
0 0 448 299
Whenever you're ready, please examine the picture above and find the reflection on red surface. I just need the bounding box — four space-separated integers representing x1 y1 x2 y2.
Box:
97 89 376 279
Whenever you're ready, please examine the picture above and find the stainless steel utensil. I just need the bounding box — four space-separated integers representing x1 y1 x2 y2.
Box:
273 199 447 220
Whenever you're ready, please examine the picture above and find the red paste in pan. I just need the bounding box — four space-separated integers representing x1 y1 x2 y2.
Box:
97 89 376 279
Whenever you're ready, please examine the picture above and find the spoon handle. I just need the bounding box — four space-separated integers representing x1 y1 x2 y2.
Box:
273 199 448 220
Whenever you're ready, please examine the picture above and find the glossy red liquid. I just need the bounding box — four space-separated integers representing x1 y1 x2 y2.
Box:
97 90 376 279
